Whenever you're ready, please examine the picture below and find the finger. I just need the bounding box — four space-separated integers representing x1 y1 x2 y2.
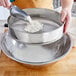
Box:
61 10 67 22
64 15 70 33
1 0 7 7
0 2 2 6
4 0 11 8
0 1 3 6
63 18 68 33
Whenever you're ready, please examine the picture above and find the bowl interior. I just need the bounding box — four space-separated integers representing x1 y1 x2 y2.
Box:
1 33 72 65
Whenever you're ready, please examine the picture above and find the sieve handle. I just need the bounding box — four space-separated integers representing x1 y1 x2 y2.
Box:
10 5 30 21
10 0 15 2
10 0 29 21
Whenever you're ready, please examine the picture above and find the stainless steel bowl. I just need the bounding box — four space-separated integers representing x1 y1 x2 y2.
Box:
8 8 64 44
1 33 72 66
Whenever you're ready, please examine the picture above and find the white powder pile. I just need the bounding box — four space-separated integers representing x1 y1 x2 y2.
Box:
24 20 43 33
11 45 56 62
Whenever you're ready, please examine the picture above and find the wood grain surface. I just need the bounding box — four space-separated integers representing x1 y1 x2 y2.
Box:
0 47 76 76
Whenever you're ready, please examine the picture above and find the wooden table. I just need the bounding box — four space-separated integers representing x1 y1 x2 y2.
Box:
0 47 76 76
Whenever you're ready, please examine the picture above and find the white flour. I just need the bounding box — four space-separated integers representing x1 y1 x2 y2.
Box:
24 20 43 33
23 16 43 33
12 45 56 62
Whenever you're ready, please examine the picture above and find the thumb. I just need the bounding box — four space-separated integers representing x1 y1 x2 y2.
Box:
61 10 67 22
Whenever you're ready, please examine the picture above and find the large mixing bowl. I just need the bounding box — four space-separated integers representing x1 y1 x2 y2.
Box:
8 8 64 44
1 33 72 67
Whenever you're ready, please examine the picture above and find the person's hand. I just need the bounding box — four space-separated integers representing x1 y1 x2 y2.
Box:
0 0 11 8
61 8 71 33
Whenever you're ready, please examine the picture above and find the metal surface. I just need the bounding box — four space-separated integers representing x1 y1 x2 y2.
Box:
8 8 64 44
0 21 7 57
0 33 3 57
10 5 29 21
53 0 61 8
1 33 72 66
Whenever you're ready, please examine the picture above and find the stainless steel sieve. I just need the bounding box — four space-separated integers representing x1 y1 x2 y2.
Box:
8 8 64 44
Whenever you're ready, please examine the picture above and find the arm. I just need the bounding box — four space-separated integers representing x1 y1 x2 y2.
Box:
61 0 74 33
61 0 73 9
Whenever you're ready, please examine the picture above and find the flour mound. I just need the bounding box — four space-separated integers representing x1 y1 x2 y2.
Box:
24 21 43 33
